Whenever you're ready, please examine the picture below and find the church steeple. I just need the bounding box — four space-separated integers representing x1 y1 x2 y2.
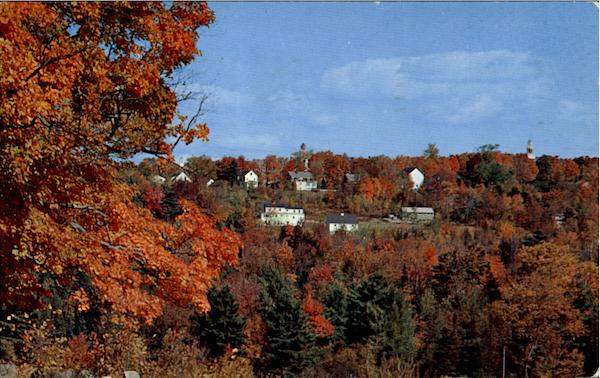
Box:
527 139 535 160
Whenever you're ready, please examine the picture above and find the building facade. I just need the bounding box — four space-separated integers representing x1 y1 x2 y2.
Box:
240 170 259 189
289 171 318 191
401 207 435 221
405 168 425 190
326 213 358 234
260 203 305 226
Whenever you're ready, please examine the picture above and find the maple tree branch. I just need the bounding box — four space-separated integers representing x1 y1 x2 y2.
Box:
0 115 53 131
24 46 89 83
171 93 208 150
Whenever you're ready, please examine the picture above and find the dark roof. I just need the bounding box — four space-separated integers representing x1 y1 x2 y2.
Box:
288 171 314 180
326 213 358 225
403 167 421 174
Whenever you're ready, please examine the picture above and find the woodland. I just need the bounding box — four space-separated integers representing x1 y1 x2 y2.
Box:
0 3 598 378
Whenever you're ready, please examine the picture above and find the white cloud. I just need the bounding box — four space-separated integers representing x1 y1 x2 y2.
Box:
448 95 503 124
322 50 539 98
321 50 547 123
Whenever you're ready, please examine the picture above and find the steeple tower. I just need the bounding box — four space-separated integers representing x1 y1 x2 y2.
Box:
527 139 535 160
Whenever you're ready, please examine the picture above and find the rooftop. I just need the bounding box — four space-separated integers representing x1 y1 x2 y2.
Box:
326 213 358 225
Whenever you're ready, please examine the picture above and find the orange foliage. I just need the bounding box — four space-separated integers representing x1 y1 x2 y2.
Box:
302 296 335 338
0 2 240 325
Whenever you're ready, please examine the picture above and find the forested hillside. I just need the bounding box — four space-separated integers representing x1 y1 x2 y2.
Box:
0 2 597 377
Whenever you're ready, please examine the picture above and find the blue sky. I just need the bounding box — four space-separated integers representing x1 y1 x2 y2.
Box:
173 2 598 160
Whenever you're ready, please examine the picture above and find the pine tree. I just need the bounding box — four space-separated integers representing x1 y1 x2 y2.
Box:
189 286 245 357
346 274 395 344
322 284 348 342
259 267 318 374
380 292 416 362
160 185 182 222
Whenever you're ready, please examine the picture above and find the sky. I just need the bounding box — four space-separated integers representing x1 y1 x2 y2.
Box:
172 2 598 161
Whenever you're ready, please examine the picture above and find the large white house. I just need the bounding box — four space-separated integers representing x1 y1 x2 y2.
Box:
260 203 305 226
288 171 318 191
401 207 434 221
404 167 424 190
325 213 358 234
239 170 259 189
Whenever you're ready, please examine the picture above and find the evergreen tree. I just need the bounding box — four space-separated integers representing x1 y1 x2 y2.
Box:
322 283 348 342
380 292 416 362
189 286 245 357
160 185 182 222
346 274 395 344
259 267 318 374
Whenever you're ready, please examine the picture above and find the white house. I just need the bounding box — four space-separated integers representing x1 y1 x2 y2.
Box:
344 173 360 184
288 171 318 191
172 172 192 183
404 167 424 190
150 175 166 185
239 170 259 189
325 213 358 234
260 203 304 226
401 207 434 222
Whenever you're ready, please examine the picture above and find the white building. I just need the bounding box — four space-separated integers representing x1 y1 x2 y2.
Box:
326 213 358 234
527 139 535 160
172 172 192 183
260 203 305 226
239 170 259 189
401 207 434 221
404 167 424 190
288 171 318 191
344 173 360 184
150 175 166 185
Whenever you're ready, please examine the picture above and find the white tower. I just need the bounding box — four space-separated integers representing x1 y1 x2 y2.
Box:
527 140 535 160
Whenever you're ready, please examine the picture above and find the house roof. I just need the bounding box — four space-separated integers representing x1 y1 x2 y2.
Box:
172 172 191 182
403 167 422 175
288 171 313 180
326 213 358 225
401 207 434 214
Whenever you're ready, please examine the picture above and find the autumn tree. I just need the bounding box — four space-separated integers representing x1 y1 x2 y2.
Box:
492 243 589 377
0 1 241 341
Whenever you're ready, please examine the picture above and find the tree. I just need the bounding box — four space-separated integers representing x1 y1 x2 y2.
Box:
423 143 440 159
346 274 395 344
189 285 245 357
184 155 216 183
259 267 318 374
492 243 587 377
0 2 240 332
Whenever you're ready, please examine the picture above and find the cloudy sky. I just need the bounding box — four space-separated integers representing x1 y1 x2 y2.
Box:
173 2 598 160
